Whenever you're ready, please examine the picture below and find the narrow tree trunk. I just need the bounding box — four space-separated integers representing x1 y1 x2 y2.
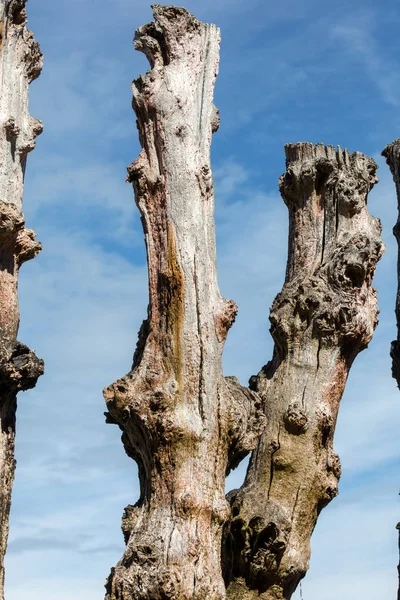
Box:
382 140 400 388
224 143 384 600
381 141 400 600
397 523 400 600
103 6 264 600
0 1 44 596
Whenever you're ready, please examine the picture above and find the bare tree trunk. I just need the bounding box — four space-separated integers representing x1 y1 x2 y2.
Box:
0 1 44 596
381 141 400 600
382 141 400 387
103 6 264 600
224 143 384 599
106 7 384 600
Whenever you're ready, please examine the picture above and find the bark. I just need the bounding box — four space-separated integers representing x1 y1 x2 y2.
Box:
103 6 264 600
0 1 43 596
397 523 400 600
381 140 400 387
381 141 400 600
223 143 384 600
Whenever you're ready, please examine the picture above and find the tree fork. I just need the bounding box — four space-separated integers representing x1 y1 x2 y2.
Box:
224 143 384 599
103 6 264 599
0 1 44 597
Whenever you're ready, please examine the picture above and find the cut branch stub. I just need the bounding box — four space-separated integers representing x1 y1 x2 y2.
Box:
224 143 384 600
103 6 264 600
382 139 400 387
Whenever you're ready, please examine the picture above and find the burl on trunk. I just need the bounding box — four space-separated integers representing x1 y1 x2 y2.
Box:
224 143 383 599
105 6 383 600
103 6 264 600
0 1 43 596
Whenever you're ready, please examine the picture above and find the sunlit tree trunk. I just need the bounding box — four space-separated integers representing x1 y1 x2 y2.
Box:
224 143 384 599
0 1 44 596
103 6 264 599
105 7 384 600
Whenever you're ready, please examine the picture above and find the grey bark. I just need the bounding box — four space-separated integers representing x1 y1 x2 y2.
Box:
105 7 384 600
103 6 264 599
223 143 384 599
0 1 43 596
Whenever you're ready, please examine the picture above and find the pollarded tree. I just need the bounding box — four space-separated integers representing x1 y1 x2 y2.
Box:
104 6 384 600
0 1 44 597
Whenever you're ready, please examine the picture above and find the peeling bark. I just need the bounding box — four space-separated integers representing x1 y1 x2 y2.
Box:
224 143 384 600
103 6 264 600
0 1 43 596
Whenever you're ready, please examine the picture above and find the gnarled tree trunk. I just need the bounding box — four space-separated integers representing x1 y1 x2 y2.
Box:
0 1 43 596
106 7 384 600
103 6 264 600
224 144 383 599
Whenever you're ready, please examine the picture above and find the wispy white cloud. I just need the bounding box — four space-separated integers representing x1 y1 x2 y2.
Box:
331 17 400 107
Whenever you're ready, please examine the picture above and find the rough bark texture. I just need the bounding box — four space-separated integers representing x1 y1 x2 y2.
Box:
103 6 264 600
382 141 400 600
381 140 400 388
223 143 384 600
0 1 43 596
397 522 400 600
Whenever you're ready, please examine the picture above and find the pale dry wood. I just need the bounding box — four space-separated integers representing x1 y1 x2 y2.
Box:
103 6 264 599
224 143 384 599
0 1 43 596
106 6 385 600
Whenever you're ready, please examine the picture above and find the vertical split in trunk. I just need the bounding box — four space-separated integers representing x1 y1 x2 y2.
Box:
224 143 384 600
103 6 264 600
0 1 44 596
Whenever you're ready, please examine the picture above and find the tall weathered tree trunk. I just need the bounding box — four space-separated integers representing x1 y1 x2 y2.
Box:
0 1 43 596
382 140 400 388
224 144 384 599
381 140 400 600
106 7 384 600
103 6 264 600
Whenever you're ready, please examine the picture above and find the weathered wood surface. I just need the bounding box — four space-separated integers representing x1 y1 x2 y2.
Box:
103 6 264 599
382 140 400 388
224 143 384 599
105 6 384 600
0 1 43 596
382 140 400 600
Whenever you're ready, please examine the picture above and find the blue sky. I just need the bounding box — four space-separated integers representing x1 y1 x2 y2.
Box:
5 0 400 598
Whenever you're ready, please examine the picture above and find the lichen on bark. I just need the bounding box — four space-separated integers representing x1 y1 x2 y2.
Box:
0 1 43 596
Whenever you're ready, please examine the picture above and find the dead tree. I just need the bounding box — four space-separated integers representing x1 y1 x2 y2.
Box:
382 141 400 387
224 143 383 599
381 140 400 600
0 1 44 596
104 6 383 600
